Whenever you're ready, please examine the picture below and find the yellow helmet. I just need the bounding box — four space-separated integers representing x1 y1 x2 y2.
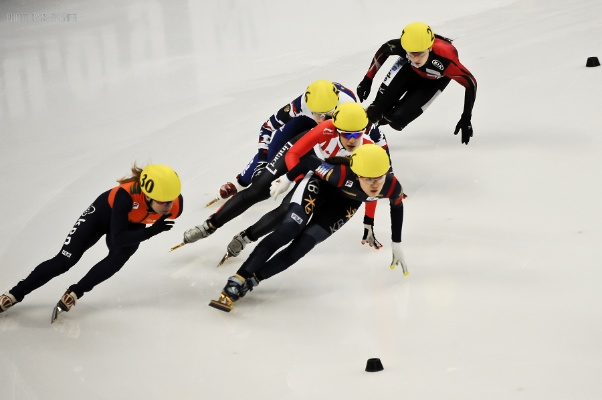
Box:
304 80 340 113
400 22 435 52
332 102 369 132
349 144 390 178
140 164 181 202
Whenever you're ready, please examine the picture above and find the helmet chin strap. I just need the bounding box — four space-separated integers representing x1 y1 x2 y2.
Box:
144 195 155 211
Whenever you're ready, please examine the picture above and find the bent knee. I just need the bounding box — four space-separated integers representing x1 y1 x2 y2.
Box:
55 251 80 272
301 224 330 245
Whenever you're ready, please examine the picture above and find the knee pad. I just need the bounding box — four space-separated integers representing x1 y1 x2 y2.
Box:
302 224 330 244
278 206 308 238
292 224 331 256
281 225 330 265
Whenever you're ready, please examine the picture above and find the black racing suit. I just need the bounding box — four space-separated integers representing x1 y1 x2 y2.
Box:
236 156 404 282
10 189 183 301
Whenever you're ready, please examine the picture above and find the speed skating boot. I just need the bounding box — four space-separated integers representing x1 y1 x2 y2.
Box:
208 274 249 312
51 290 78 323
0 292 17 313
227 231 254 257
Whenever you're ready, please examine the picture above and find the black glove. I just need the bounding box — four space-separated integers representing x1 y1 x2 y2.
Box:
366 105 382 125
251 161 267 181
357 76 373 102
145 214 174 239
454 114 473 145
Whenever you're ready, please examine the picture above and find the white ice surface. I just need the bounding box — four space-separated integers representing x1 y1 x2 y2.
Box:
1 0 602 399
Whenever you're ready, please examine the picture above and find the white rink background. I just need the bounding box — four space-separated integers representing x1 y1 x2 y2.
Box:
1 0 602 399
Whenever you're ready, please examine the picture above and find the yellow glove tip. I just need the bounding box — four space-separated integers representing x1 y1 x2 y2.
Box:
403 271 409 276
390 265 395 270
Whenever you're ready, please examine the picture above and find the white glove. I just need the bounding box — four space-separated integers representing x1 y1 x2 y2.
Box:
270 176 292 200
391 242 409 276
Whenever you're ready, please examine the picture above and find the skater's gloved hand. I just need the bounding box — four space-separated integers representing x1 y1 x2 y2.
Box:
366 105 382 125
391 242 409 276
361 216 383 249
252 161 268 180
454 113 473 145
357 76 373 102
270 176 292 200
145 214 173 239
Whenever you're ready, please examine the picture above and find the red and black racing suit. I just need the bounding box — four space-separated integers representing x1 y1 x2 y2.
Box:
362 35 477 131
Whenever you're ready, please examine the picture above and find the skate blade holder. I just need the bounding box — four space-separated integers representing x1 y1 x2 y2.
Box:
205 196 221 207
169 242 186 252
216 251 233 267
51 305 66 324
208 294 234 312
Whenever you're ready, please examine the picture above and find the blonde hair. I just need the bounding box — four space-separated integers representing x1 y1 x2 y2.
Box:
117 163 144 184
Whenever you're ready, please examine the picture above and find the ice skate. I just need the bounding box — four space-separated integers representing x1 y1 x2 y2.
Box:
216 252 231 267
228 231 253 257
217 231 253 266
223 274 247 301
208 275 259 311
208 293 235 312
183 220 216 244
0 292 17 313
51 290 78 324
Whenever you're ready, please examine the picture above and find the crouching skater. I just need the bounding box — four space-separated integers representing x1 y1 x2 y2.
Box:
209 144 408 312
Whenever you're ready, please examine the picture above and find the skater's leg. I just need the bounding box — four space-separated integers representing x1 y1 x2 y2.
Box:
236 173 322 275
254 193 361 280
69 244 139 299
208 150 290 229
244 184 295 241
9 200 107 302
254 224 331 280
386 77 451 131
367 59 413 124
224 182 296 259
237 202 309 277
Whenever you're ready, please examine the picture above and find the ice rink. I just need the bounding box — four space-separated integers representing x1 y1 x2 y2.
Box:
1 0 602 398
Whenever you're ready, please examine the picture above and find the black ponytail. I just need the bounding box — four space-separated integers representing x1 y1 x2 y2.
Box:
324 156 350 166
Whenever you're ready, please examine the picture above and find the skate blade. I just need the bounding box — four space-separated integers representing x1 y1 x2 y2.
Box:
169 242 186 252
208 294 233 312
205 196 221 207
216 251 233 267
51 305 64 324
